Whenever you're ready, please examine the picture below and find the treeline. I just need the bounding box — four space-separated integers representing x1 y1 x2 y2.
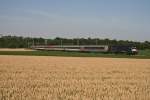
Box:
0 35 150 50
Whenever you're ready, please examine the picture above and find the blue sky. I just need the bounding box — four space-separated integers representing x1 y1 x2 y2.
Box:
0 0 150 41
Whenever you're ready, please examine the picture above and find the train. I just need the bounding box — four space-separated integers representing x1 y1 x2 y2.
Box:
31 45 138 55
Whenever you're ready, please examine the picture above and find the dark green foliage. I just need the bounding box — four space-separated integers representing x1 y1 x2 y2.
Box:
0 35 150 50
0 36 45 48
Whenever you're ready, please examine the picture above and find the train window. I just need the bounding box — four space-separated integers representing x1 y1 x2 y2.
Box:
65 47 80 49
84 47 105 49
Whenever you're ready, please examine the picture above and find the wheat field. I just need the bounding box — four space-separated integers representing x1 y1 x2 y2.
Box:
0 55 150 100
0 48 36 51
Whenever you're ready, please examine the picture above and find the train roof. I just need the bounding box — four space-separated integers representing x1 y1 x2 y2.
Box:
32 45 109 48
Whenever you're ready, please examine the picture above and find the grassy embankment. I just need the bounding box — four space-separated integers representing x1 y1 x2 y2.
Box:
0 49 150 59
